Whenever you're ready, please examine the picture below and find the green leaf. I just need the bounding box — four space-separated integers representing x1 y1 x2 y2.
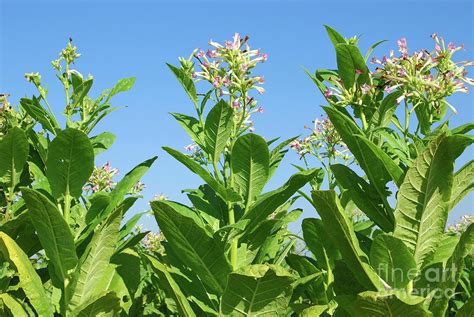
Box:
231 134 270 205
46 128 94 199
167 63 198 104
20 97 58 133
311 190 384 290
205 100 234 163
393 134 472 269
21 188 78 286
335 44 370 88
163 146 240 202
456 296 474 317
106 77 136 102
331 164 394 232
220 264 294 316
370 234 416 288
354 291 432 316
0 293 29 317
0 127 29 189
302 218 340 271
67 208 123 312
0 232 54 316
268 136 297 178
429 224 474 316
73 292 121 317
364 40 387 61
90 132 116 155
170 112 204 147
151 200 232 295
145 255 197 317
324 25 346 46
370 91 403 129
243 169 319 226
450 160 473 210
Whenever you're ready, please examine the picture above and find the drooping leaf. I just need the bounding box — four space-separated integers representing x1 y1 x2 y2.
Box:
205 100 234 164
311 190 384 290
163 146 240 202
369 234 416 288
354 291 432 316
231 133 270 206
21 188 78 286
151 200 232 295
46 128 94 199
0 127 29 189
220 264 294 316
393 134 472 268
0 232 54 316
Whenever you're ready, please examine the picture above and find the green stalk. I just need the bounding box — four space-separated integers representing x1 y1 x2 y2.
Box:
63 187 71 223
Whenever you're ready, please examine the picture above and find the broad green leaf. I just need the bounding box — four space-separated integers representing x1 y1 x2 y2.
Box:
46 128 94 199
0 293 28 317
102 156 157 218
151 200 232 295
429 224 474 316
370 234 416 288
331 164 394 232
73 292 121 317
354 291 432 316
146 255 196 317
456 296 474 317
170 112 204 147
27 162 51 191
220 264 294 316
243 169 319 226
0 232 54 316
90 132 116 155
163 146 240 202
311 190 384 290
324 25 346 46
106 77 136 102
231 134 270 206
118 211 147 241
21 188 78 286
67 208 122 312
286 255 327 304
393 134 472 268
302 218 340 271
450 160 473 210
370 91 403 129
0 127 29 189
205 100 234 163
335 43 370 88
167 63 198 104
324 106 394 216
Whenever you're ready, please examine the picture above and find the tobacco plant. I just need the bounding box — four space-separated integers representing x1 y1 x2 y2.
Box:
291 26 474 316
0 41 158 316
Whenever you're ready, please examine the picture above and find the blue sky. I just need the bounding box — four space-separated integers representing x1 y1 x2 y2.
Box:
1 0 473 232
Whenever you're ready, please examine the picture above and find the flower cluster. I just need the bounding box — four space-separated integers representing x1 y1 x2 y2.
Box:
84 162 119 193
446 215 473 235
141 231 166 254
322 34 473 119
290 115 351 163
186 33 267 132
370 34 473 114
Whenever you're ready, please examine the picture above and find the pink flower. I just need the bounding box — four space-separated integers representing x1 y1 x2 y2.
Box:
397 37 408 57
370 56 380 64
196 50 205 58
206 49 216 58
290 140 301 151
255 76 265 84
435 44 441 51
213 76 221 88
355 69 364 75
324 88 332 98
249 127 255 133
431 33 438 40
384 86 392 94
398 67 407 76
361 83 371 95
192 72 197 78
381 55 388 64
261 53 268 63
257 106 264 113
225 40 234 50
223 76 231 87
232 100 241 109
255 86 265 94
185 144 196 151
232 33 241 49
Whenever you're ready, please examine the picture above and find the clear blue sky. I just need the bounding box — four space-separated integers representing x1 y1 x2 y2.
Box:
1 0 473 232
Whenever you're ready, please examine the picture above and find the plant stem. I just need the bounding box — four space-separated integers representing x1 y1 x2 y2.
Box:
404 100 409 140
63 189 71 223
360 110 368 130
